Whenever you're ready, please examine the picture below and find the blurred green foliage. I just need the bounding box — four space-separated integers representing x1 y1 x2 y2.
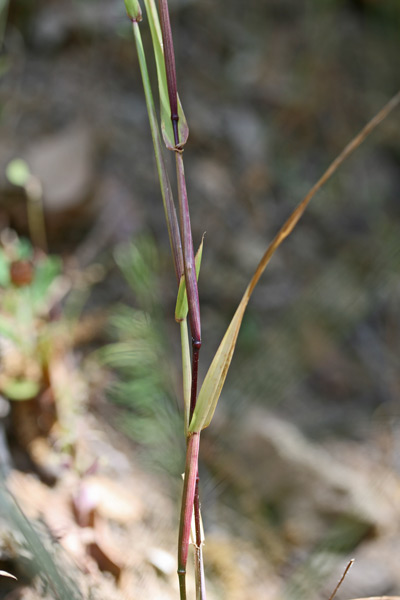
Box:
0 232 62 401
101 236 185 476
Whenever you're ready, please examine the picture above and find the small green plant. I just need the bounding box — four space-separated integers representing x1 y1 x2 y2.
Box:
0 231 87 596
123 0 400 597
0 231 61 402
0 229 95 468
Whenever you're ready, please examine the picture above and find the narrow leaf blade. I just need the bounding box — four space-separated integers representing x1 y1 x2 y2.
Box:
189 292 249 433
180 318 191 434
131 20 184 281
189 91 400 433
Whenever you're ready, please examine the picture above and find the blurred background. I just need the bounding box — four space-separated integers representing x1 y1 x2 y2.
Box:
0 0 400 598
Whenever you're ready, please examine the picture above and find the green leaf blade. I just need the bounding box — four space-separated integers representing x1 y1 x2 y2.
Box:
131 20 184 281
180 318 191 435
188 293 249 433
143 0 189 150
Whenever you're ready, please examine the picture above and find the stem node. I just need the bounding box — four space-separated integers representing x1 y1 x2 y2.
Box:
192 338 202 351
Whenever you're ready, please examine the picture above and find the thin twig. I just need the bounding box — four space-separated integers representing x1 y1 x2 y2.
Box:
328 559 355 600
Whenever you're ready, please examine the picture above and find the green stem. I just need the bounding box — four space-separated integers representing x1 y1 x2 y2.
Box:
175 152 201 350
176 150 204 598
180 318 191 436
25 176 47 252
132 21 184 281
158 0 179 146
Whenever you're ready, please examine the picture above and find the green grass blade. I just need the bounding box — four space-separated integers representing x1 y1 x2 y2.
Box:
143 0 188 150
131 20 184 280
180 318 191 435
188 293 248 433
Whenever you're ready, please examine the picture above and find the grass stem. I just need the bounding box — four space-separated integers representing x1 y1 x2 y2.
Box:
132 20 184 281
175 152 201 347
158 0 179 146
193 474 206 599
178 432 200 600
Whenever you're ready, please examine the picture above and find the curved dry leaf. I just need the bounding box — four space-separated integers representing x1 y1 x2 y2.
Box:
189 91 400 434
0 570 17 580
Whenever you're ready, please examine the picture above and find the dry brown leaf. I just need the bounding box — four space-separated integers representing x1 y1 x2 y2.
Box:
189 90 400 434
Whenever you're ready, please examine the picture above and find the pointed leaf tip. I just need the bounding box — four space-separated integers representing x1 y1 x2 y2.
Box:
175 236 204 322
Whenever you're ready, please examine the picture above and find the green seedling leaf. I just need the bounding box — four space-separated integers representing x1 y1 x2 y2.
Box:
5 159 31 187
189 91 400 433
31 256 62 308
175 236 204 322
0 249 9 286
143 0 189 150
124 0 142 21
3 378 40 401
